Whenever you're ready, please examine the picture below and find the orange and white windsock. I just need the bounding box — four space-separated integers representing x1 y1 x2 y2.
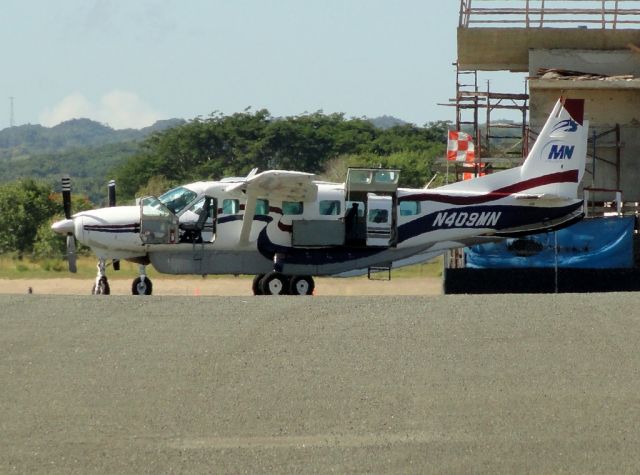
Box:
447 130 475 162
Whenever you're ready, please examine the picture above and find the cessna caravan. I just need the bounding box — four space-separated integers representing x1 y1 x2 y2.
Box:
52 98 588 295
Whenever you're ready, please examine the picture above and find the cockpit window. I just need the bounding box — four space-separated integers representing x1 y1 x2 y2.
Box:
158 187 198 214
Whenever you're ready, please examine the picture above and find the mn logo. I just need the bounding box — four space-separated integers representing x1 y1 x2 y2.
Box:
548 144 575 160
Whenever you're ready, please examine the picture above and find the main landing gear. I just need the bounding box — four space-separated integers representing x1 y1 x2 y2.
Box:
252 272 315 296
91 259 153 296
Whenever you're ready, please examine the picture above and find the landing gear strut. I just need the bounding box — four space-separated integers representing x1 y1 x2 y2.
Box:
91 259 110 295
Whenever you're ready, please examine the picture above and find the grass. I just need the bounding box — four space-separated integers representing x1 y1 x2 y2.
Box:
0 254 443 280
0 255 163 280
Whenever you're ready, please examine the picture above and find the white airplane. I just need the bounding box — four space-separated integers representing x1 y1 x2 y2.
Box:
52 98 588 295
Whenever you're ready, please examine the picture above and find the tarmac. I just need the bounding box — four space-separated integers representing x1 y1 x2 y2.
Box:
2 292 640 473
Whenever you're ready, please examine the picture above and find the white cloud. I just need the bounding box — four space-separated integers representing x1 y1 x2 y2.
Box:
40 90 162 129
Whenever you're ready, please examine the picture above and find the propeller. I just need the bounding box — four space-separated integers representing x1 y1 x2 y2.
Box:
108 179 121 271
61 176 77 273
108 179 116 207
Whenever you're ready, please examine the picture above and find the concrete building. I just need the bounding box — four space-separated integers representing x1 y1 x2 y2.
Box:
456 0 640 204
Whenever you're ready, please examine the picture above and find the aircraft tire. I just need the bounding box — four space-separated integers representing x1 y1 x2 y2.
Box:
289 275 315 296
92 276 110 295
252 274 265 295
132 276 153 295
260 272 289 296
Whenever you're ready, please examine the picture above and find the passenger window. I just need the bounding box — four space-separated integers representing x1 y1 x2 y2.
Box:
256 199 269 216
222 199 239 214
369 209 389 224
282 201 303 215
399 200 421 216
319 200 341 216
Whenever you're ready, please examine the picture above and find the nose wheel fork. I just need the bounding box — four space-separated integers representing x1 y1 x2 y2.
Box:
91 259 110 295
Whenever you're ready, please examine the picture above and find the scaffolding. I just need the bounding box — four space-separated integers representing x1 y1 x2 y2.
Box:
459 0 640 29
444 65 529 168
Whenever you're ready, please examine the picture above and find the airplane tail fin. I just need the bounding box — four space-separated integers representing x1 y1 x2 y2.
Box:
519 98 588 198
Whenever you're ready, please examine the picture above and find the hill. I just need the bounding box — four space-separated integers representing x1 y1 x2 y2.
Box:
0 118 186 160
369 115 408 129
0 118 185 203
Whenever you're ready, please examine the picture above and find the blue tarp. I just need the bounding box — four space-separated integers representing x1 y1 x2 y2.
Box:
465 216 635 269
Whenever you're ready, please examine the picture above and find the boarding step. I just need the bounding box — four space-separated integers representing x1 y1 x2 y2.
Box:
368 265 391 281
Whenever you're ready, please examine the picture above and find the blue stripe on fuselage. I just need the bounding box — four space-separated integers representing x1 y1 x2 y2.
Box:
398 202 582 242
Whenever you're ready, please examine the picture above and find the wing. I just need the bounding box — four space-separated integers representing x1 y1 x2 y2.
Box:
229 170 318 244
226 170 318 202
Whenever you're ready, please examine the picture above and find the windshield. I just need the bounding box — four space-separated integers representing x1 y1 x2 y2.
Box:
158 186 198 214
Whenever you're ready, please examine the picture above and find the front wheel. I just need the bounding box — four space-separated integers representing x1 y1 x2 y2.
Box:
132 276 153 295
289 275 315 296
260 272 289 295
92 276 110 295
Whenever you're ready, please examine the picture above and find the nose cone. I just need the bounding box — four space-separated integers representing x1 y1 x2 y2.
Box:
51 218 75 235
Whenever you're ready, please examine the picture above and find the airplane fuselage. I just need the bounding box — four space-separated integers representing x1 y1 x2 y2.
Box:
62 178 583 277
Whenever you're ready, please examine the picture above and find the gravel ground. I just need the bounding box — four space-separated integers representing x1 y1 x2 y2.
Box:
0 276 441 296
2 293 640 473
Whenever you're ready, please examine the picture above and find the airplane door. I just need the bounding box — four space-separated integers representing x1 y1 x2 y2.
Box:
139 196 179 244
366 194 393 247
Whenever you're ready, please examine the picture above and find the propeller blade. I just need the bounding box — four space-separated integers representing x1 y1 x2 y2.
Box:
66 234 77 273
107 179 120 271
108 179 116 207
62 176 72 219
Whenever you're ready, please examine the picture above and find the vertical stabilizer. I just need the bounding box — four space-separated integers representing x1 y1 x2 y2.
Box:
520 98 588 198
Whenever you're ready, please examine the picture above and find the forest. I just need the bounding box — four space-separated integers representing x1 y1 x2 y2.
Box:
0 110 450 258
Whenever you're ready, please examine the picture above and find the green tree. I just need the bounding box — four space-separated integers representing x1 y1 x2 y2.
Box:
0 179 58 257
114 111 449 199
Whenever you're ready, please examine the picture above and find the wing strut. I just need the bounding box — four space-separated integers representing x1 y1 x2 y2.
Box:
239 194 257 245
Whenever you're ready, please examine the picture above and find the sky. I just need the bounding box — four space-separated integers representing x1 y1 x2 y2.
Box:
1 0 526 130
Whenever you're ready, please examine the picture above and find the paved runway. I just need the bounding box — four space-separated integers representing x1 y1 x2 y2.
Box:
2 293 640 473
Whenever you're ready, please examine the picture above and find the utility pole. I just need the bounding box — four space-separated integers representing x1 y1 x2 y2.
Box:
9 96 14 127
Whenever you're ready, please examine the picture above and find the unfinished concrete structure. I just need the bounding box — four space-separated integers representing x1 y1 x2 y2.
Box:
444 1 640 292
457 0 640 206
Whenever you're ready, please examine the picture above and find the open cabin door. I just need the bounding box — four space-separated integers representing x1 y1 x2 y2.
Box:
345 168 400 247
139 196 180 244
366 194 393 247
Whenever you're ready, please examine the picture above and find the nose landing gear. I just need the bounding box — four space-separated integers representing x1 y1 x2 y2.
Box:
91 259 110 295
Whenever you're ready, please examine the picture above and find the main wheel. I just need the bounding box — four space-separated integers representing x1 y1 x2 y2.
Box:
260 272 289 295
132 276 153 295
252 274 265 295
289 275 315 296
92 276 110 295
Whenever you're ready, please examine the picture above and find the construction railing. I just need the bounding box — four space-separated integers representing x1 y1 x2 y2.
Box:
459 0 640 29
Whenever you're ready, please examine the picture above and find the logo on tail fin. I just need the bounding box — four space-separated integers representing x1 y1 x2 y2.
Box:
551 119 578 134
548 144 575 160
